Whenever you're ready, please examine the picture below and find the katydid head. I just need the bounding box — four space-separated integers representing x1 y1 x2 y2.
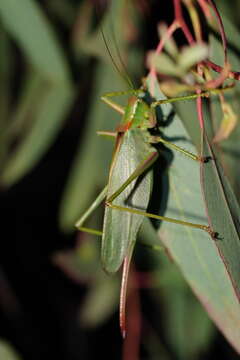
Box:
99 17 157 131
120 96 157 131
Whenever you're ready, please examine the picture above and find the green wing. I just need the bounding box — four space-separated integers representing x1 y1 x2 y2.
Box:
102 129 156 273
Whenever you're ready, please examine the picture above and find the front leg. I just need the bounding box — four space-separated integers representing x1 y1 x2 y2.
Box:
101 89 144 115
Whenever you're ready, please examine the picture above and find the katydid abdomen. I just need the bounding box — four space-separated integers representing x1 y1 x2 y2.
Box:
101 128 157 273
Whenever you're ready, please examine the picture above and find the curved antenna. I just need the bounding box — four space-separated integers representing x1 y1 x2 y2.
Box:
100 27 134 89
110 26 135 89
94 1 135 89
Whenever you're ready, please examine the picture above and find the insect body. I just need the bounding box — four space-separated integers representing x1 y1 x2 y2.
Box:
102 95 158 274
100 95 159 336
76 88 216 336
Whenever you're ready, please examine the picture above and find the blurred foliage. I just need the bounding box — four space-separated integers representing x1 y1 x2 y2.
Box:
0 0 240 359
0 340 22 360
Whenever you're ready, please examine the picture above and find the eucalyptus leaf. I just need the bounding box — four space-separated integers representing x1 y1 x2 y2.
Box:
0 0 74 186
147 51 182 77
1 83 73 186
0 0 70 82
73 0 129 67
178 44 209 71
200 131 240 300
147 75 240 354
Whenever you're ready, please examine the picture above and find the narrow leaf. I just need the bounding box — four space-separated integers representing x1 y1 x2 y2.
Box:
147 51 182 77
147 75 240 354
0 0 70 82
1 83 73 185
200 131 240 300
178 44 208 71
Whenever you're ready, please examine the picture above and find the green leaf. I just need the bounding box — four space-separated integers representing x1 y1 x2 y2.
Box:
147 51 182 77
160 269 214 359
0 0 70 82
0 0 74 186
147 44 208 78
178 44 208 71
1 81 73 185
73 0 130 67
0 30 11 123
0 340 22 360
0 30 12 167
147 75 240 354
200 131 240 301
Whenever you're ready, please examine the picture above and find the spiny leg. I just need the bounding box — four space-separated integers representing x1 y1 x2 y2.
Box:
150 136 203 162
97 131 117 138
97 130 203 162
105 202 214 236
102 89 143 99
101 85 233 117
79 227 103 237
105 153 214 236
150 86 233 109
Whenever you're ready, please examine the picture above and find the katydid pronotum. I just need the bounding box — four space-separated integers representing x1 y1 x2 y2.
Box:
76 85 228 337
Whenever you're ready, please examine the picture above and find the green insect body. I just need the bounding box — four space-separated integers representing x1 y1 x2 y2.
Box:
76 87 227 336
102 96 158 273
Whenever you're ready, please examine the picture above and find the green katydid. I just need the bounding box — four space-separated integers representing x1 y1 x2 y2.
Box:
75 81 229 337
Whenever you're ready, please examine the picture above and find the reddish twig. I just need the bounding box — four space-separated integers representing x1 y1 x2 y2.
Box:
206 0 228 63
174 0 194 44
122 267 141 360
148 0 236 129
204 60 240 80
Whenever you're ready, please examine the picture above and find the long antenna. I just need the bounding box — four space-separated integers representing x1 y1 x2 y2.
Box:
110 25 135 89
100 27 134 89
95 1 135 89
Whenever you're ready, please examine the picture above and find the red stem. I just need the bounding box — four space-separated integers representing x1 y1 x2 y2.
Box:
206 0 228 63
174 0 194 44
149 20 179 94
204 60 240 80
